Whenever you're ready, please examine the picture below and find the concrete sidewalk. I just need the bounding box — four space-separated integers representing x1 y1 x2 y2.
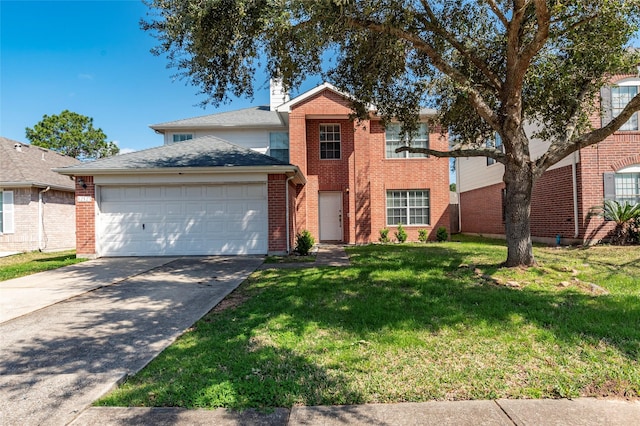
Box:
71 398 640 425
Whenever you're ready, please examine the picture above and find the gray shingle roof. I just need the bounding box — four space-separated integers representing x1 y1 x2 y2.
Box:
0 137 79 191
150 106 286 130
55 135 290 172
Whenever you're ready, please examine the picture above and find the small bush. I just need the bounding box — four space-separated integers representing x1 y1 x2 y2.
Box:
295 230 315 255
418 229 429 243
379 228 390 243
436 226 448 242
395 223 408 243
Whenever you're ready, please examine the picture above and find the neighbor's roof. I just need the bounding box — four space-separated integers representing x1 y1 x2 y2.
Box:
55 135 306 183
0 137 79 191
149 106 286 131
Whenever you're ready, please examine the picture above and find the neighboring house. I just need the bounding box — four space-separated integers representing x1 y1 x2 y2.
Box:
0 137 79 252
56 81 450 257
457 74 640 245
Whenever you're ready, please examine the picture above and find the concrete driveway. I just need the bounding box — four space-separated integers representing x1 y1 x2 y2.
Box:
0 256 263 426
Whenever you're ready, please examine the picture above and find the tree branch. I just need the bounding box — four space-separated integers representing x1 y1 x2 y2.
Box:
396 145 506 163
341 16 501 130
418 0 503 91
535 91 640 175
486 0 508 28
519 0 551 76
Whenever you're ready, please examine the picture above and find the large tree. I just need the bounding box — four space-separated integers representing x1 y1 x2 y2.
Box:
26 110 119 161
142 0 640 266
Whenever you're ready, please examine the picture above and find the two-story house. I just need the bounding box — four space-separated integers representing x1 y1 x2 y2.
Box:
56 82 450 257
457 74 640 245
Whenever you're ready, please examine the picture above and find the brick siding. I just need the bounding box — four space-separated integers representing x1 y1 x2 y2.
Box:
75 176 96 257
460 75 640 244
0 187 75 252
290 89 451 243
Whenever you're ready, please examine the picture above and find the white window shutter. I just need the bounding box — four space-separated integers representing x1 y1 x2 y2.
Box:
3 191 15 234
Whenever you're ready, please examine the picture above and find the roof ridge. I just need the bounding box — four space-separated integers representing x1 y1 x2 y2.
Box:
150 105 272 127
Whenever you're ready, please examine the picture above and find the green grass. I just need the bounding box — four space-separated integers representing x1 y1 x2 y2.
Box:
97 237 640 409
0 250 84 281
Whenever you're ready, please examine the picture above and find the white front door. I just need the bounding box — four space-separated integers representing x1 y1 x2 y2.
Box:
319 192 343 241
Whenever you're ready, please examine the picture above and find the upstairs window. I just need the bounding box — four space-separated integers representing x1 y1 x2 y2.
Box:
172 133 193 143
269 132 289 163
320 124 341 159
612 86 638 131
385 123 429 158
486 133 503 166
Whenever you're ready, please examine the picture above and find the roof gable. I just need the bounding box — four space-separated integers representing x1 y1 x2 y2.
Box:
0 137 79 191
275 83 354 113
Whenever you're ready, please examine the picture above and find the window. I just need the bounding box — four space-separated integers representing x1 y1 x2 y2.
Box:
385 123 429 158
0 190 15 234
615 172 640 205
319 124 341 159
486 133 503 166
612 86 638 131
386 190 430 225
269 132 289 163
172 133 193 143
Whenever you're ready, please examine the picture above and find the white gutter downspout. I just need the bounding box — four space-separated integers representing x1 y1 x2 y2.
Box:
38 186 51 250
285 175 295 253
572 152 579 238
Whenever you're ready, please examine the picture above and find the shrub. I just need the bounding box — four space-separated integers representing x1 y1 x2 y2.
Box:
395 223 408 243
436 226 448 242
295 230 315 255
418 229 429 243
592 200 640 245
379 228 390 243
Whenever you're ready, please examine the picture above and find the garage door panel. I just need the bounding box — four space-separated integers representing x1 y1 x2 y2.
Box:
99 184 268 256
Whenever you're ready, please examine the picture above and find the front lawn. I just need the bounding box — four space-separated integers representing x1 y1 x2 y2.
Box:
0 250 84 282
98 238 640 408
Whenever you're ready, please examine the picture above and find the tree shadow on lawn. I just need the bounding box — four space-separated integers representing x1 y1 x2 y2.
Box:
257 245 639 359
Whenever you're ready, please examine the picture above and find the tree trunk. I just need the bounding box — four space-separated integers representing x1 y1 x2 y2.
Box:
503 161 536 267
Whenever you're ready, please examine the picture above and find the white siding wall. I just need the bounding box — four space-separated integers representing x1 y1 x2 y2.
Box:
164 129 278 154
458 124 580 193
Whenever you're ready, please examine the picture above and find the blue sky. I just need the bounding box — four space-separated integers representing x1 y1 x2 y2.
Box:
0 0 324 153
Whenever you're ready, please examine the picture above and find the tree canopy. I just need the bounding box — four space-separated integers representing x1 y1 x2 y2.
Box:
142 0 640 266
25 110 119 161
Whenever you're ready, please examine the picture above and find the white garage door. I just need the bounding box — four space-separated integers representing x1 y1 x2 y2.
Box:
98 184 268 256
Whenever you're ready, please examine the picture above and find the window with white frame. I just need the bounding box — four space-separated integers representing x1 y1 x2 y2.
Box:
386 190 430 225
172 133 193 143
269 132 289 163
612 86 639 131
320 124 341 159
486 133 503 166
0 190 15 234
615 171 640 205
385 123 429 158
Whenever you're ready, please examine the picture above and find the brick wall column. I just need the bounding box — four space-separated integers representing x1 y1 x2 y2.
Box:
268 174 288 254
75 176 96 258
289 114 308 233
